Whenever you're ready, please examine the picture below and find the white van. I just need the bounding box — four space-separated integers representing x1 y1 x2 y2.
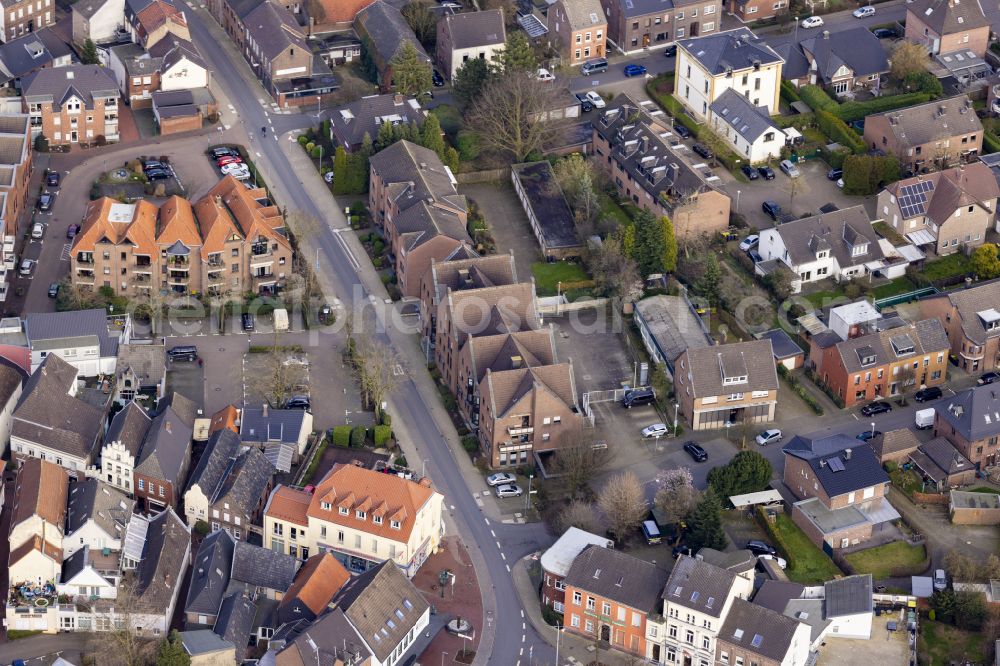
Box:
273 308 289 332
915 408 934 430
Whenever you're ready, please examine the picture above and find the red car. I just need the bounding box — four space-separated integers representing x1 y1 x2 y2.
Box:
217 156 242 167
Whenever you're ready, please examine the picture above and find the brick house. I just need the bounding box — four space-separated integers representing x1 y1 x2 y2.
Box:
22 65 119 146
133 392 197 513
905 0 990 58
863 96 982 173
877 163 999 256
563 545 668 657
869 428 921 464
539 527 613 612
728 0 786 22
547 0 607 66
593 94 731 239
778 27 888 95
715 598 811 666
603 0 719 53
810 319 950 408
909 436 975 489
368 140 471 298
0 113 31 303
674 339 779 430
354 0 432 92
435 9 505 80
919 279 1000 374
934 384 1000 467
0 0 54 44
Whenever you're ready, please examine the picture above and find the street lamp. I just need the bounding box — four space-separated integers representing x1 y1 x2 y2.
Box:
736 189 741 214
871 421 876 437
441 652 448 666
525 474 535 514
673 403 679 436
555 624 562 666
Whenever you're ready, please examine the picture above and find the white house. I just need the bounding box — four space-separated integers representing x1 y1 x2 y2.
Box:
64 479 135 559
158 42 209 91
71 0 126 45
757 206 884 291
0 357 25 456
9 537 62 586
57 547 121 600
24 309 128 376
674 28 783 122
8 458 68 587
708 88 784 163
828 300 882 342
435 9 506 80
100 401 151 495
816 575 874 639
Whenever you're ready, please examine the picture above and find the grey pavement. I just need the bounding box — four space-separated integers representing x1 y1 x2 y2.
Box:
0 633 91 664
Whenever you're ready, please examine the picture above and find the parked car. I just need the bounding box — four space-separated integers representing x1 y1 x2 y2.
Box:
872 27 897 39
978 371 1000 385
856 430 882 442
536 68 555 82
663 45 677 57
221 163 248 175
318 303 334 323
432 70 445 87
853 5 875 17
66 223 80 239
683 441 708 462
741 164 759 180
217 156 242 166
167 345 198 361
745 539 777 556
143 160 165 171
286 395 311 410
758 553 787 569
801 15 824 27
46 171 60 187
575 93 594 112
623 64 648 77
672 543 693 558
642 423 669 438
827 168 843 180
582 91 606 109
836 178 845 189
324 171 334 184
755 428 782 446
146 169 171 180
622 387 656 408
31 222 44 239
38 192 54 211
748 250 762 263
739 235 759 252
762 200 781 220
495 483 523 498
47 282 59 298
914 386 943 402
486 472 517 487
641 520 662 544
211 146 239 159
18 258 35 275
860 400 892 416
673 123 692 139
241 312 255 331
692 143 713 159
933 569 948 591
779 159 800 177
757 165 775 180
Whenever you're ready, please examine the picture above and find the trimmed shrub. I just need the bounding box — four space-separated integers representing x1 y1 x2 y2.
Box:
842 153 900 195
396 455 408 467
816 110 865 154
798 85 838 113
297 135 309 146
380 411 391 427
331 425 352 447
350 426 366 448
985 131 1000 154
372 425 392 447
461 435 478 452
780 80 801 104
835 93 933 123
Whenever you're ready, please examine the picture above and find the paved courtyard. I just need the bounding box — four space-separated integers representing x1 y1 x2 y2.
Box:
459 181 539 280
817 614 909 665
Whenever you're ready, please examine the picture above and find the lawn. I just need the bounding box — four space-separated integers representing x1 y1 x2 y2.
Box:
802 289 846 308
919 621 987 666
873 276 918 300
844 541 926 579
599 192 633 228
532 261 591 296
769 513 843 584
922 253 971 283
429 104 464 140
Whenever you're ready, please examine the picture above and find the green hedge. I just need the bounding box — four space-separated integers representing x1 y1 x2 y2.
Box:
774 113 815 129
798 85 838 113
350 426 366 448
331 425 352 447
643 84 745 171
780 80 801 104
835 93 933 123
372 425 392 447
985 131 1000 154
816 110 865 153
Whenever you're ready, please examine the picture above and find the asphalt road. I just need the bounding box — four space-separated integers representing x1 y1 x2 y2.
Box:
180 6 548 665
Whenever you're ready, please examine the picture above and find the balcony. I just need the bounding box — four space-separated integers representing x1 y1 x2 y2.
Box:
166 257 189 270
167 273 190 284
76 254 94 265
133 274 151 284
76 274 95 285
507 426 534 436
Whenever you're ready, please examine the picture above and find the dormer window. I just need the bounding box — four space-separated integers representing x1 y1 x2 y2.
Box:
356 510 366 520
850 242 869 257
373 515 383 525
978 308 1000 331
817 250 828 259
723 375 747 385
890 334 915 356
390 520 401 529
320 501 332 511
338 506 349 516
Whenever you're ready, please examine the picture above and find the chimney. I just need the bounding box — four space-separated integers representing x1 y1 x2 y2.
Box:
165 420 172 434
393 93 404 105
822 30 830 39
511 355 523 369
844 448 852 460
263 403 269 417
641 135 649 153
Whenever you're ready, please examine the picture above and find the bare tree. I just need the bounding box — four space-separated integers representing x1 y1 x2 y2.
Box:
783 172 807 211
468 72 569 162
589 235 642 303
552 442 609 499
247 331 308 408
890 41 930 82
58 277 99 311
654 467 700 527
353 337 403 421
555 500 603 535
88 578 156 666
597 471 647 543
553 154 601 227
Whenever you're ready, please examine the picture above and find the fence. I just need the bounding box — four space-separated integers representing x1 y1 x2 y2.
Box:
537 296 608 315
874 286 937 309
455 168 510 184
581 387 630 426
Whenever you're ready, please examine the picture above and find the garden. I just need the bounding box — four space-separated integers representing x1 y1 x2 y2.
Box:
756 509 843 584
844 540 928 579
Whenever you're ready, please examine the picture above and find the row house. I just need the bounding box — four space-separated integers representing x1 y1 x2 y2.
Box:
435 9 505 80
8 457 67 586
368 140 471 298
24 308 127 377
101 401 151 495
70 176 291 297
904 0 990 58
540 527 613 612
22 65 119 146
810 319 950 407
64 478 134 559
133 392 197 513
264 464 445 577
593 95 732 238
673 339 779 430
920 279 1000 374
728 0 786 22
877 163 999 256
603 0 719 53
355 1 432 92
0 0 53 44
935 384 1000 467
548 0 607 65
0 113 30 303
864 96 982 173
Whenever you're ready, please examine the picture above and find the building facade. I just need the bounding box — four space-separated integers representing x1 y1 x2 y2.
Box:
919 279 1000 374
0 0 54 43
22 65 119 145
904 0 990 57
603 0 720 52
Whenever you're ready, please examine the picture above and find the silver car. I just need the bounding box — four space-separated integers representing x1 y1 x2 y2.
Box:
486 472 516 487
642 423 669 438
779 160 800 178
495 483 523 498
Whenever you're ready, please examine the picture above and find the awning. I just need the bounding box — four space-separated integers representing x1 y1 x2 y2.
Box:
730 489 784 509
864 260 887 272
906 229 936 246
796 312 827 335
896 244 926 263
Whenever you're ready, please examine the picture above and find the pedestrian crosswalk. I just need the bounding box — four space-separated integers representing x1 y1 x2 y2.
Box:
60 243 71 261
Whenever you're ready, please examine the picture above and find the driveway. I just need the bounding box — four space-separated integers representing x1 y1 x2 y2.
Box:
458 182 539 280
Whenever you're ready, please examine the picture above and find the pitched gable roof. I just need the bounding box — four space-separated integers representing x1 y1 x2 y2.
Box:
22 65 119 107
908 0 989 34
277 552 351 623
133 508 190 614
210 447 274 515
710 88 781 144
264 485 312 527
663 555 737 618
678 339 778 397
213 592 256 662
184 528 235 617
354 0 430 66
936 383 1000 441
135 393 195 483
937 277 1000 345
563 545 668 612
680 27 783 75
186 429 241 496
832 318 949 374
66 479 134 539
231 541 299 592
485 362 579 418
797 27 888 84
105 401 152 458
719 598 803 662
877 95 982 148
553 0 606 31
439 9 505 50
10 457 68 532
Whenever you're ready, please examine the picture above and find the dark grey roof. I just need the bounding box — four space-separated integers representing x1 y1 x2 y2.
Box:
105 401 152 458
179 630 234 657
824 574 873 617
789 437 889 498
13 354 104 460
148 36 206 72
151 89 194 107
231 541 299 592
910 436 972 481
239 407 307 445
696 548 757 573
393 198 470 253
0 29 70 84
354 0 430 68
680 27 783 76
908 0 989 34
0 355 25 405
760 329 804 360
439 9 505 50
117 343 166 388
833 319 949 374
719 598 803 662
367 140 465 216
21 66 120 108
563 545 668 612
709 89 780 144
511 162 581 251
275 608 372 665
936 278 1000 346
211 447 274 516
680 339 778 398
213 592 255 662
185 529 235 618
240 0 308 62
25 308 118 358
796 28 889 85
811 330 843 350
784 432 863 461
661 554 736 618
774 41 810 81
616 0 676 18
936 384 1000 442
330 93 424 150
134 508 190 615
61 547 89 583
66 479 134 538
72 0 115 19
772 205 884 269
135 396 195 484
876 96 982 148
752 580 806 613
186 429 241 497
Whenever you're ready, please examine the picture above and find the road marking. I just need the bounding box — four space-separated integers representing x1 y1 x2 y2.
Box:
506 564 511 572
520 610 524 618
522 622 526 631
852 413 859 420
483 517 490 525
520 648 523 656
521 634 526 642
60 243 71 261
495 541 501 550
490 529 496 537
334 231 360 270
501 552 506 561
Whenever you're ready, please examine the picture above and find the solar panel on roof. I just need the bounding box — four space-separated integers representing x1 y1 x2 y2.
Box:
827 456 846 472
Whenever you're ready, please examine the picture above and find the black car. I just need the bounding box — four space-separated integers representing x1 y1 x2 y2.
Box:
47 282 59 298
872 27 897 39
827 168 843 180
672 544 693 559
745 540 777 557
748 250 763 263
286 395 311 410
38 192 54 211
622 387 656 408
144 160 165 171
66 223 80 239
46 171 60 187
146 170 171 180
692 143 713 159
683 441 708 462
762 200 781 220
979 371 1000 385
757 165 775 180
856 430 882 442
242 312 255 331
673 123 692 139
663 44 677 57
860 400 892 416
819 202 840 214
211 147 239 159
741 164 759 180
575 93 594 112
432 70 445 87
914 386 943 402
